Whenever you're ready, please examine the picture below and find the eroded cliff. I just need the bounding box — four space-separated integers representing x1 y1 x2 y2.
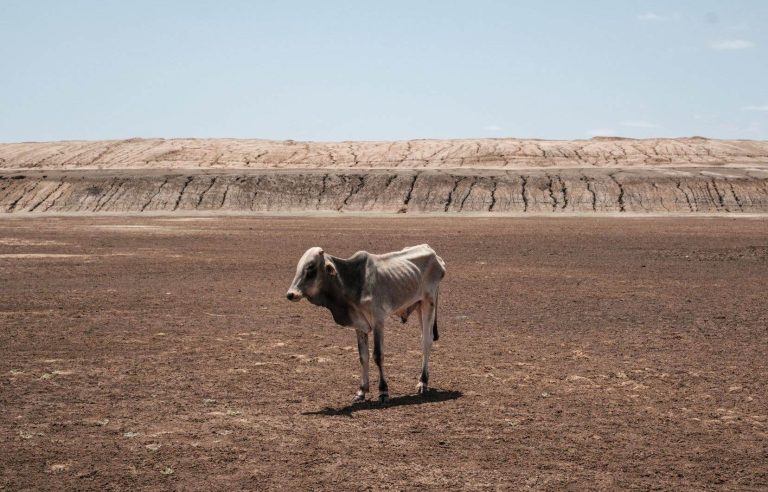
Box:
1 138 767 214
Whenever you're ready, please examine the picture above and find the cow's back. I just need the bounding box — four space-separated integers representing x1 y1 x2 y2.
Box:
379 244 444 274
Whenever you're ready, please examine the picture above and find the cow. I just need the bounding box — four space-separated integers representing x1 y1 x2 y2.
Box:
286 244 446 403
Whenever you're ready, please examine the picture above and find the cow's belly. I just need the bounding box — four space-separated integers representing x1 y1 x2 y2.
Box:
392 300 421 323
372 263 423 307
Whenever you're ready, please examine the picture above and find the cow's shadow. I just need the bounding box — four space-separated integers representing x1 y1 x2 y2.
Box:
302 389 462 417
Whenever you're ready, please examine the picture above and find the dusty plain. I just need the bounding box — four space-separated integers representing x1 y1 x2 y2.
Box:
1 216 766 490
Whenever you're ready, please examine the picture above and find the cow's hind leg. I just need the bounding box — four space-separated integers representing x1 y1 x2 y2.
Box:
354 329 370 402
373 322 389 403
416 296 436 395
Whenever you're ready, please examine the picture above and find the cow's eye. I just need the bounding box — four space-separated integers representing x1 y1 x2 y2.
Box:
305 264 316 279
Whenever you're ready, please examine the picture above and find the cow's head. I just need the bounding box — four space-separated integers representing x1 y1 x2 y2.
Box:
286 247 337 302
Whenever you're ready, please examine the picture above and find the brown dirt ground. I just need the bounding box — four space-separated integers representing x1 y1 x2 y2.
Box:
1 216 767 490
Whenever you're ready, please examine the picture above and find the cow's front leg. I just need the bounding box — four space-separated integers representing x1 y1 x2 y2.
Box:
354 329 370 402
373 322 389 403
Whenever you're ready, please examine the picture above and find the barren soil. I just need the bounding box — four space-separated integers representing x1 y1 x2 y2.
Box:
1 217 767 490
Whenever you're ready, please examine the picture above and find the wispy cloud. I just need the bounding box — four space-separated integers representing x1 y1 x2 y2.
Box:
637 12 680 22
728 22 750 31
718 121 765 138
693 112 719 122
620 121 659 129
483 125 502 132
587 129 617 137
709 39 755 50
742 105 768 112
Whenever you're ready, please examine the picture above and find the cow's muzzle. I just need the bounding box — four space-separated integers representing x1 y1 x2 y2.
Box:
286 290 302 302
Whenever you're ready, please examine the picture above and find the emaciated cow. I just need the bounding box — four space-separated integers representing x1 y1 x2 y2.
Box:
286 244 446 402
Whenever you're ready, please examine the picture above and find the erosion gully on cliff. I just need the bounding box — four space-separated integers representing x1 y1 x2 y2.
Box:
1 137 767 214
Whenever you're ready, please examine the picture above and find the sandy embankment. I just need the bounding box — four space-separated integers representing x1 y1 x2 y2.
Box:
1 137 767 214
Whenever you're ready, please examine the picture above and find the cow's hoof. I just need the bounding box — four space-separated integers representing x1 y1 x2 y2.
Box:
416 382 428 395
352 391 366 403
378 393 389 404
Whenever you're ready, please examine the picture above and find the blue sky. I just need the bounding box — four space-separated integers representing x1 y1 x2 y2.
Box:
1 1 766 142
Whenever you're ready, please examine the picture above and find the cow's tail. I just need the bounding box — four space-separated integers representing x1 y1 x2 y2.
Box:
432 289 440 342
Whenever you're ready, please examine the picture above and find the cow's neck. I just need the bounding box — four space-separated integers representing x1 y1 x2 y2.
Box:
309 254 367 327
330 253 367 302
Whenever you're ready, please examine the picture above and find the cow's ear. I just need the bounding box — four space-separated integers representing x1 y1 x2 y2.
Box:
325 261 337 276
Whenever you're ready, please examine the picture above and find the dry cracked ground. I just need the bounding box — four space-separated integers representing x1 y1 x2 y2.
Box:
1 136 767 490
1 137 768 214
1 216 767 490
